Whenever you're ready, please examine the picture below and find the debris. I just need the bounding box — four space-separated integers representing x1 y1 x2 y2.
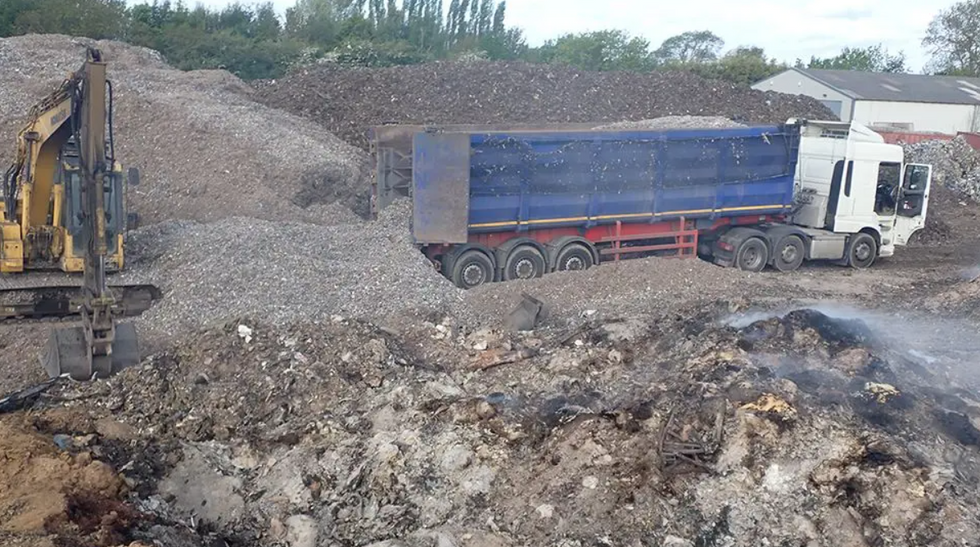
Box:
864 382 900 404
255 62 834 151
740 393 797 421
237 324 253 343
506 293 547 331
0 35 372 223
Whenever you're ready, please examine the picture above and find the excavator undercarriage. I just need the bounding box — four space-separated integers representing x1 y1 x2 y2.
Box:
1 47 160 381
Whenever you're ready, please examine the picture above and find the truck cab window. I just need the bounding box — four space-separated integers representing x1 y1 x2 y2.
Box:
875 162 901 215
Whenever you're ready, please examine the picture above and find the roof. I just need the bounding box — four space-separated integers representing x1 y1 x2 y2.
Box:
786 68 980 105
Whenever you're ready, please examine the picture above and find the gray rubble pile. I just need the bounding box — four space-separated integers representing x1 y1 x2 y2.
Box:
117 199 469 336
595 115 746 130
903 137 980 201
0 34 372 223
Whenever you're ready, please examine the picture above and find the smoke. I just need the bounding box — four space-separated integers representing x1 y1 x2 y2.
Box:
722 301 980 387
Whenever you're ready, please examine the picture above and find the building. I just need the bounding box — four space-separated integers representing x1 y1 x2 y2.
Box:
753 68 980 134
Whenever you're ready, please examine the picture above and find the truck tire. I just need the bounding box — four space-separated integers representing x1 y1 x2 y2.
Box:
555 243 594 272
735 237 769 272
504 245 546 281
772 235 805 272
847 233 877 269
451 250 494 289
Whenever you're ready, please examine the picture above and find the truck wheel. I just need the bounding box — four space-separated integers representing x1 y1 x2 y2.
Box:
736 237 769 272
847 233 877 269
555 243 594 272
451 250 494 289
772 235 805 272
504 245 546 281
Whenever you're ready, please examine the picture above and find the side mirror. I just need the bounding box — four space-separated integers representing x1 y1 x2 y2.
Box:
127 167 140 187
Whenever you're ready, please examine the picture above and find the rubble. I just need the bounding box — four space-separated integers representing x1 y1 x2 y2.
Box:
0 34 373 223
254 61 834 150
595 115 746 130
903 137 980 245
113 199 469 336
4 300 978 547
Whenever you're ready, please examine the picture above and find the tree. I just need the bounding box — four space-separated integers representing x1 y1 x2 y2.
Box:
689 46 785 86
654 30 724 64
924 0 980 76
536 30 654 71
807 44 907 73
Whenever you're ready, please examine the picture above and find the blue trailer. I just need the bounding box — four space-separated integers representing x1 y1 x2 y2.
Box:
370 119 931 288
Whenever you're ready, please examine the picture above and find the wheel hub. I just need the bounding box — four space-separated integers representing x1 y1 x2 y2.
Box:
565 256 584 270
781 245 798 262
856 243 872 261
463 264 485 285
515 258 535 279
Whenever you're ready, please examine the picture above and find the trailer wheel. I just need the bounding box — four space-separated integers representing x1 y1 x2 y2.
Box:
504 245 546 281
772 235 805 272
847 233 877 269
735 237 769 272
555 243 594 272
451 250 494 289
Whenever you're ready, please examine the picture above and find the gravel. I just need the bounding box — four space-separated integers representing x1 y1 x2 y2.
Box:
253 60 834 150
902 137 980 244
0 34 372 223
116 199 469 336
594 115 746 130
903 137 980 200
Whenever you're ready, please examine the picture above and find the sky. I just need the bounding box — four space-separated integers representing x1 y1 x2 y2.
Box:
192 0 960 73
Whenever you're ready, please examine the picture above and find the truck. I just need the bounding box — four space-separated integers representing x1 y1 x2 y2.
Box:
369 119 932 289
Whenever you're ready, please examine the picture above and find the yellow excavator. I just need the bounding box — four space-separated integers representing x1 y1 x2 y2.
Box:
1 47 159 380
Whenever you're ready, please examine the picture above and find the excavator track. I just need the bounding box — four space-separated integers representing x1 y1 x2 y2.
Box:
0 275 161 324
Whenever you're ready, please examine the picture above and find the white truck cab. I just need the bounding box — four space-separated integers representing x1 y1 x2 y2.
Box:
790 119 931 263
711 119 932 271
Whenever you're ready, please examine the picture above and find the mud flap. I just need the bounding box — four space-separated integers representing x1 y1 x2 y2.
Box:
40 322 140 381
506 293 548 331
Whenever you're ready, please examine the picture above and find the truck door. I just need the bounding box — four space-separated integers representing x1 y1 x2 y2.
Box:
892 163 931 246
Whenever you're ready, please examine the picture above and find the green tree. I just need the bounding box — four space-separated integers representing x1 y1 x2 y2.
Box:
535 30 653 71
690 46 785 86
807 44 907 73
924 0 980 76
1 0 127 39
654 30 724 64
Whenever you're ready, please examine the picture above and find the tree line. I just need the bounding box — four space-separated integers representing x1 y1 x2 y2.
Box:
1 0 978 83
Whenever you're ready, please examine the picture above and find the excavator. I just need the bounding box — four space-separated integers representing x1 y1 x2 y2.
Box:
0 47 159 381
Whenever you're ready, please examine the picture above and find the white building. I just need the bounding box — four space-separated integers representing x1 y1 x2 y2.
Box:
753 68 980 134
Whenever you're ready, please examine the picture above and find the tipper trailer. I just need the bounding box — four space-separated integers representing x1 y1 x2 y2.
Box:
370 120 932 289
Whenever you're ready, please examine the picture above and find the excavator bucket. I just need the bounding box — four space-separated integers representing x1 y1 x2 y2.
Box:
40 322 140 381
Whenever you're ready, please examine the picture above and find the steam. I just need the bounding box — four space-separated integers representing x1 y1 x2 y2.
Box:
722 301 980 388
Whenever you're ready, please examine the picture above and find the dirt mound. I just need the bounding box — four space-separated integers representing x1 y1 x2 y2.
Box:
0 34 372 224
13 300 975 547
253 61 834 150
0 415 131 547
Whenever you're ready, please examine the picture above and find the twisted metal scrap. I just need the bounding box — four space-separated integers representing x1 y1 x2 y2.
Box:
658 407 725 474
